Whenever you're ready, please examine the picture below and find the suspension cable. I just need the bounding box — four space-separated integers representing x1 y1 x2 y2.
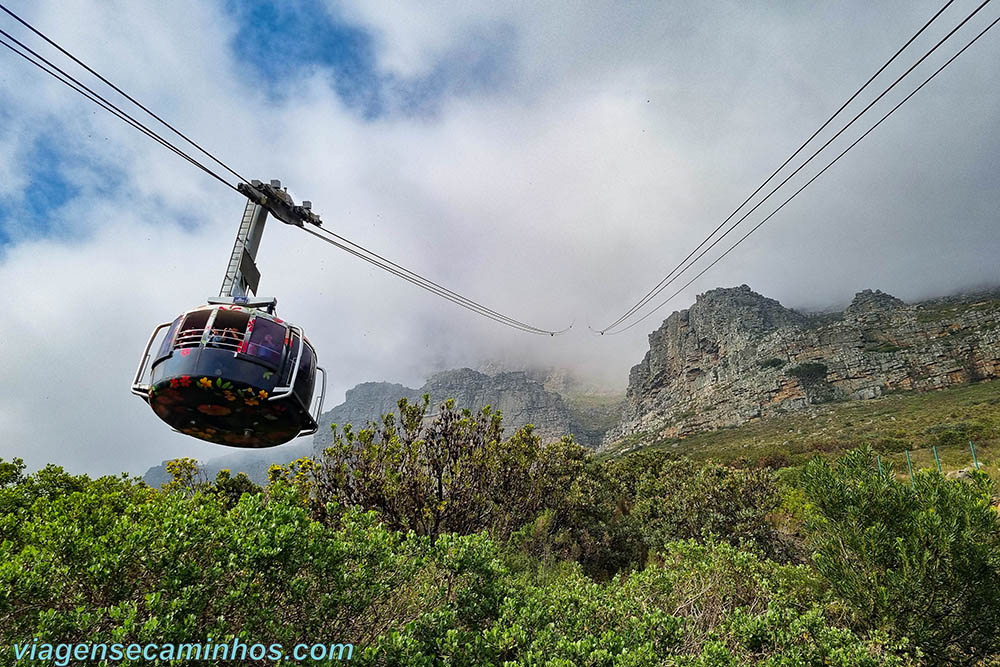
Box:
0 2 251 186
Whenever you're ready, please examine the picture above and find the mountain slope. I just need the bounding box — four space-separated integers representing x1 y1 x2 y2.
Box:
606 285 1000 448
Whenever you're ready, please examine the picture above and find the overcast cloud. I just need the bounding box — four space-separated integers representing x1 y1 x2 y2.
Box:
0 0 997 475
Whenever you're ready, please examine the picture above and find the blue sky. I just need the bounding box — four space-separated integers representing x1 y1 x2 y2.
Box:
224 0 515 118
0 0 518 247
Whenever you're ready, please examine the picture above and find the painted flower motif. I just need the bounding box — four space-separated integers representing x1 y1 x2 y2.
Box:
185 427 221 441
169 378 180 389
156 392 182 405
223 390 237 401
179 348 192 357
257 390 268 400
244 398 259 407
179 376 192 387
197 404 232 416
198 377 212 389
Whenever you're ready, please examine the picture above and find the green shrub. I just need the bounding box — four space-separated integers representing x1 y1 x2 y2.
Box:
872 436 911 453
0 469 504 660
760 357 787 369
788 361 828 384
628 458 789 560
925 421 991 449
800 448 1000 665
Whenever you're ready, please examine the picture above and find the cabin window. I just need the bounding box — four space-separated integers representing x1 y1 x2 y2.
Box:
155 316 182 360
293 341 315 405
175 310 211 349
246 318 285 366
282 334 300 385
207 309 251 351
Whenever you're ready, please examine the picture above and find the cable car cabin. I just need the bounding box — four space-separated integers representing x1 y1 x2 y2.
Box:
131 302 326 448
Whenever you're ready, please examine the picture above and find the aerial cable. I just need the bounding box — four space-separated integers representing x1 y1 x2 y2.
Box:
0 6 573 338
595 0 973 334
306 224 568 334
0 33 239 193
597 0 994 334
302 226 572 336
0 24 569 337
0 3 251 187
602 11 1000 336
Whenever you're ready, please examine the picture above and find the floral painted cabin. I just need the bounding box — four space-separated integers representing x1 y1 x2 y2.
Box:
133 303 325 447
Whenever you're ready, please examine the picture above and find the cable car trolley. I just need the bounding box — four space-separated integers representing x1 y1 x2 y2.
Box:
131 180 327 448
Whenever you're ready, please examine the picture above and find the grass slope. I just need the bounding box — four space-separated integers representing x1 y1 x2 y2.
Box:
604 379 1000 476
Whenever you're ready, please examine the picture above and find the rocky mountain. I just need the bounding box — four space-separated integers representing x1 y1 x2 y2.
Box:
604 285 1000 449
314 368 578 449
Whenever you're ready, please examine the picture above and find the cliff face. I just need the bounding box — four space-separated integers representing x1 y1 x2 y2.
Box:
604 285 1000 447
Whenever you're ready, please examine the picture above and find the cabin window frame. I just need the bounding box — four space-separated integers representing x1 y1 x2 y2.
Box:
154 315 183 362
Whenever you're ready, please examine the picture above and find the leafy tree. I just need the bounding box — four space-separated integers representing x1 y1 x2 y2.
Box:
162 456 206 494
318 396 594 542
801 447 1000 665
0 457 26 488
210 468 260 510
788 361 828 384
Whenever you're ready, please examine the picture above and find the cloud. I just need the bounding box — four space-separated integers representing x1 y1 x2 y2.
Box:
1 0 998 475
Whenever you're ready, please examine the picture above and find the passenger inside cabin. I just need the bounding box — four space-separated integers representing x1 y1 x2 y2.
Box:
222 328 241 347
258 334 281 362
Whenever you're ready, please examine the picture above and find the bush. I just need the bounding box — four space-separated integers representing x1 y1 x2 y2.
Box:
0 449 922 666
788 361 828 384
0 469 507 662
627 458 789 560
379 540 901 666
317 397 605 543
760 357 787 369
925 421 991 449
800 448 1000 665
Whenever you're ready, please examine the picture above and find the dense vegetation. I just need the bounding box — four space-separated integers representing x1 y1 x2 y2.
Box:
3 396 999 665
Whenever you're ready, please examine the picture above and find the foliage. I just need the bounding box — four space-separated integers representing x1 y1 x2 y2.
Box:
210 468 260 510
760 357 787 369
0 457 27 488
374 540 900 666
925 420 990 449
800 447 1000 665
788 361 829 385
617 455 789 561
316 396 610 549
10 391 1000 664
0 469 505 665
162 456 206 494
